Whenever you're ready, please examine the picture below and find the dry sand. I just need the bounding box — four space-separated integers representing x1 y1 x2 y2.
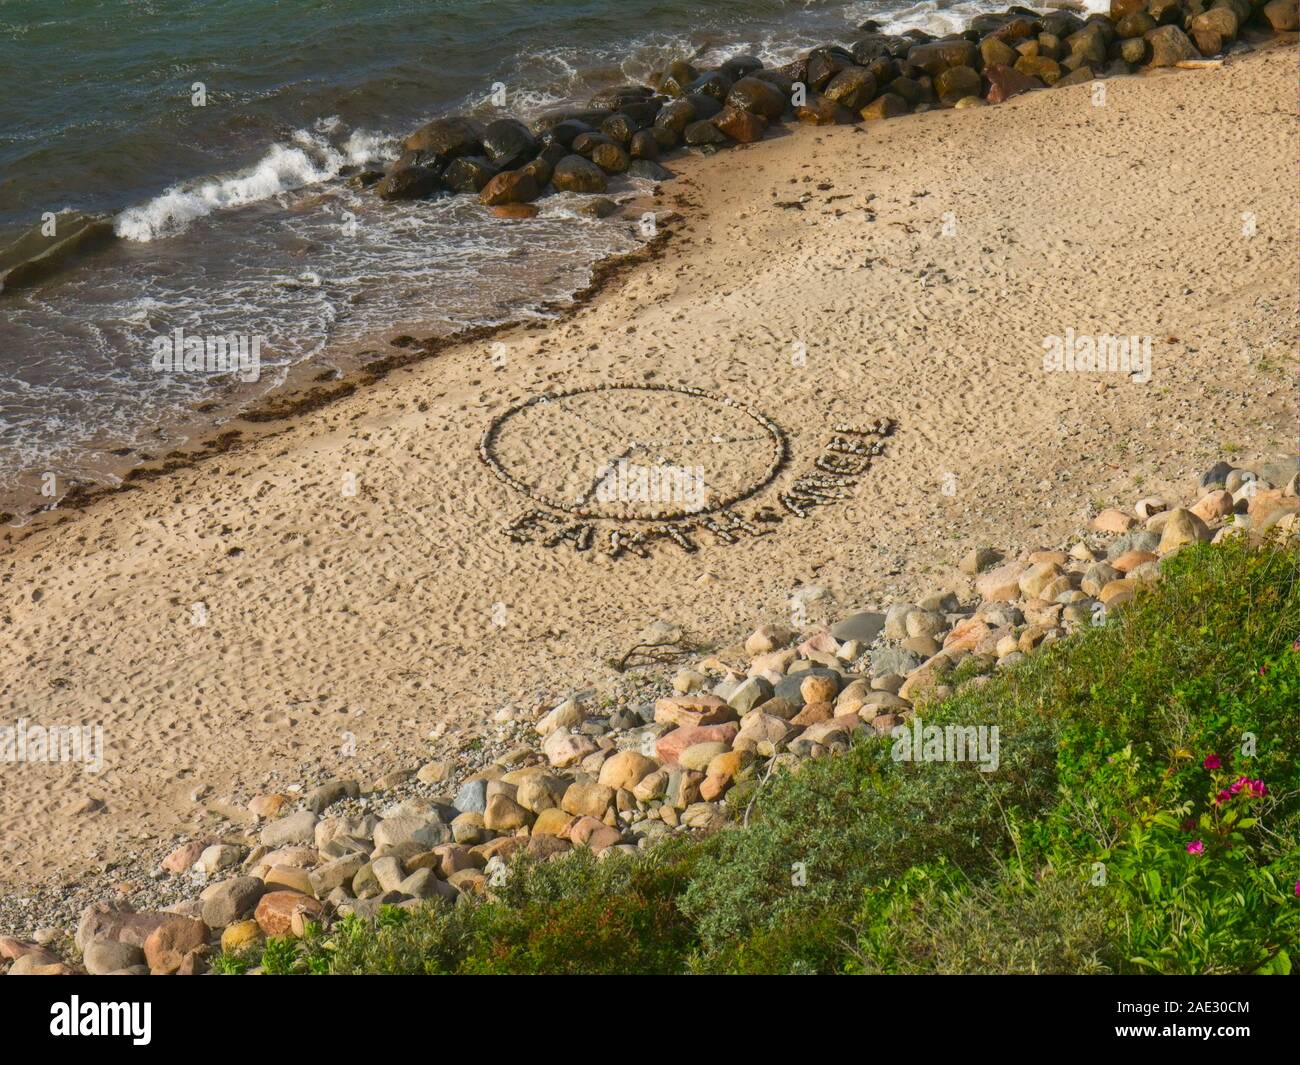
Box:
1 43 1294 894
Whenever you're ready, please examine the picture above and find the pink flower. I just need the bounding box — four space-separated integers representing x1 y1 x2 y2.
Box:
1203 754 1222 770
1249 779 1268 797
1215 790 1232 805
1231 776 1248 795
1292 637 1300 651
1187 840 1205 855
1294 879 1299 897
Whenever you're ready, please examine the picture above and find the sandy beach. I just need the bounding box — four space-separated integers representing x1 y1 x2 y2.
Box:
1 40 1294 897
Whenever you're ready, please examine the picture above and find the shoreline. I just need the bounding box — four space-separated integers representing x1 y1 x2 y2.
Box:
0 26 1295 907
3 17 1291 534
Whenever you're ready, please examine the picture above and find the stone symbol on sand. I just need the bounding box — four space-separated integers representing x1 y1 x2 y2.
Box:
479 383 892 558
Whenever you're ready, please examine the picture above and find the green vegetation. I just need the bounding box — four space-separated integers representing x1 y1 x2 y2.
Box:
217 538 1300 975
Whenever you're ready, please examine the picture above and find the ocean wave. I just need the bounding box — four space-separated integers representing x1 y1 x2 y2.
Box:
113 122 395 242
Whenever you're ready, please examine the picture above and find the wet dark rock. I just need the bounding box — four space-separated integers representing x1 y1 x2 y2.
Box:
481 118 538 169
859 92 909 120
1041 10 1086 38
935 64 981 104
402 116 484 158
806 49 849 89
520 154 553 186
1115 10 1157 37
684 92 723 119
1066 23 1110 64
1014 54 1062 84
441 155 498 193
1117 36 1151 64
651 125 679 151
823 65 878 110
589 84 654 110
721 54 764 79
726 75 788 118
908 38 980 75
619 100 662 126
686 70 734 102
628 159 674 181
659 59 700 97
984 63 1041 102
591 141 631 173
713 105 768 143
980 35 1019 68
573 131 617 158
795 93 856 124
532 108 612 135
375 164 441 201
551 154 608 193
600 112 641 144
479 168 540 206
684 118 731 145
1053 66 1097 87
750 67 797 96
654 97 697 133
576 196 619 217
629 129 660 160
540 119 595 149
886 75 925 105
850 33 905 63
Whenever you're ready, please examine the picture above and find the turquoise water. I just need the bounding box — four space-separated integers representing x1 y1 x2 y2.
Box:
0 0 1014 509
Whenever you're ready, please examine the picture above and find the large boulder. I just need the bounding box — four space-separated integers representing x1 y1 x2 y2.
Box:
713 106 767 143
935 65 981 104
1014 55 1062 84
1144 25 1199 66
142 916 208 975
907 38 980 75
1188 8 1238 54
684 118 730 145
721 54 763 79
686 70 733 102
589 84 653 110
481 118 538 168
441 155 498 193
590 141 631 173
859 92 909 120
403 116 484 158
684 92 723 119
551 154 608 193
795 93 856 124
982 64 1034 104
254 891 325 937
654 97 697 133
659 59 700 96
726 76 788 118
200 876 268 929
1261 0 1299 31
629 129 659 159
375 164 440 201
540 118 595 148
807 48 852 90
823 66 878 110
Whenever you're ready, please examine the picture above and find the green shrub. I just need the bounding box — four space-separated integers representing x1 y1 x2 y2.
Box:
223 539 1300 975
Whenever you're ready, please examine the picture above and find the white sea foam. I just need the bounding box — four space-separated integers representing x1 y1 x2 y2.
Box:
114 122 395 242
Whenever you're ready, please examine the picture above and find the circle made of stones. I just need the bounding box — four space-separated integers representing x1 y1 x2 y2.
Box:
479 382 788 523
